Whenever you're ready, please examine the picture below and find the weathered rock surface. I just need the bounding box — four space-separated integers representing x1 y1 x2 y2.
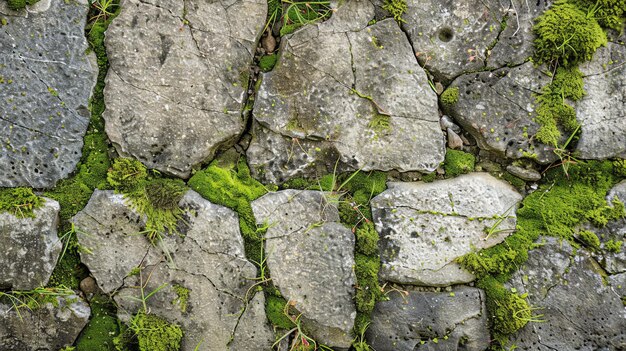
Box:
104 0 266 178
442 62 556 163
508 237 626 350
366 286 490 351
0 198 61 290
401 0 546 82
72 190 273 351
251 190 356 348
248 5 444 184
0 0 97 188
592 180 626 274
0 294 90 351
371 173 522 286
575 33 626 159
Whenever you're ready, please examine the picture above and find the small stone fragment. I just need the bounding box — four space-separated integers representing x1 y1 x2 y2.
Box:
506 165 541 182
447 128 464 150
261 33 277 53
79 276 98 296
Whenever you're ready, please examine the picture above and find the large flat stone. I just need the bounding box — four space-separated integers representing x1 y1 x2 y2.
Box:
367 286 490 351
0 294 91 351
72 190 273 351
252 190 356 348
371 173 522 286
0 198 61 290
0 0 97 188
248 5 444 184
104 0 266 178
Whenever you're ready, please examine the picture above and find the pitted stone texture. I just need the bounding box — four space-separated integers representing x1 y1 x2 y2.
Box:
443 63 556 163
0 198 61 290
72 190 273 351
371 173 522 286
508 237 626 350
104 0 266 178
249 14 444 184
575 34 626 159
252 190 356 348
367 286 490 351
402 0 505 82
0 295 90 351
590 180 626 274
0 0 96 188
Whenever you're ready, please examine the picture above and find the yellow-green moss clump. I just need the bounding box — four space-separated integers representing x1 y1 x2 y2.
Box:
444 149 475 177
6 0 40 10
533 0 607 67
130 312 183 351
440 86 459 106
605 239 623 253
382 0 408 23
578 230 601 249
171 284 190 313
265 295 296 330
569 0 626 30
0 187 44 218
458 161 625 346
259 54 278 72
107 158 187 244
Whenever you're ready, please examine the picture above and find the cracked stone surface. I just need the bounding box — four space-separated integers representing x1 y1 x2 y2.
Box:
0 294 90 351
575 32 626 159
442 62 556 163
72 190 273 351
591 180 626 274
0 198 61 290
0 0 97 188
251 190 356 348
371 173 522 286
104 0 266 178
366 286 490 351
248 2 444 184
508 237 626 350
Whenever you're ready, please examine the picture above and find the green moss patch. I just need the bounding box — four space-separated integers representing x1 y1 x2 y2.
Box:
265 295 296 330
382 0 408 23
440 86 459 106
129 312 183 351
443 149 475 177
6 0 40 11
0 187 44 218
107 158 187 244
458 161 625 346
171 284 190 313
75 296 121 351
259 54 278 72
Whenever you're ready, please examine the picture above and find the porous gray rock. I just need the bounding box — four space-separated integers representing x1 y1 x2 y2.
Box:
0 294 90 351
591 180 626 274
575 33 626 159
248 3 444 184
371 173 522 286
442 62 556 163
508 237 626 350
366 286 490 351
0 198 61 290
251 190 357 348
104 0 266 178
72 190 273 351
401 0 547 82
0 0 97 188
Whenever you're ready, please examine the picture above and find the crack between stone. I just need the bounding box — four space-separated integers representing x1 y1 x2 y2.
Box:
169 267 241 301
0 115 64 140
345 32 357 89
488 84 532 113
392 205 512 221
582 61 626 78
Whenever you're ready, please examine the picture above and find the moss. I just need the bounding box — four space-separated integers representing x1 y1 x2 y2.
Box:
171 284 189 313
144 178 186 211
0 187 44 218
458 161 624 345
501 173 526 189
75 296 120 351
382 0 407 23
533 0 607 67
578 229 601 249
533 67 585 146
570 0 626 30
188 155 268 263
440 86 459 106
443 149 475 177
354 253 383 332
368 113 391 135
265 295 295 330
356 222 379 256
613 159 626 177
259 54 278 72
107 158 147 192
130 312 183 351
605 239 623 253
421 172 437 182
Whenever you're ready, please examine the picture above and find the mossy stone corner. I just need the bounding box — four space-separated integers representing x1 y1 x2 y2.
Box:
444 149 475 177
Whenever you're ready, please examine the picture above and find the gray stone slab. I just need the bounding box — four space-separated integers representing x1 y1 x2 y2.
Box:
0 198 61 290
0 0 97 188
104 0 266 178
371 173 522 286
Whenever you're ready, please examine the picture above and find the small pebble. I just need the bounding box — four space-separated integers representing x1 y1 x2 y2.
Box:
80 276 98 295
506 165 542 181
262 33 277 53
447 128 463 149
